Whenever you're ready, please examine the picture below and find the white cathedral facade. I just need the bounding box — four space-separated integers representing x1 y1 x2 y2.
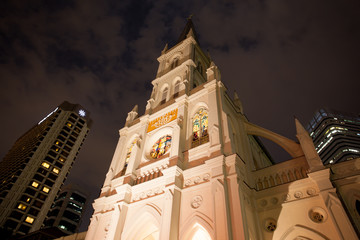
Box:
84 20 359 240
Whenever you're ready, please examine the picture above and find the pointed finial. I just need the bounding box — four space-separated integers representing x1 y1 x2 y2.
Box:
132 105 138 113
187 14 193 20
234 91 239 100
233 91 243 113
161 43 168 54
126 105 139 125
186 28 195 38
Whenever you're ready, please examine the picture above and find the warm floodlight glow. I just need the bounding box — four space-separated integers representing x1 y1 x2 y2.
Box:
192 223 212 240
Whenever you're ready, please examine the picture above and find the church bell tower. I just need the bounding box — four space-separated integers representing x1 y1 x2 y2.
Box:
85 18 358 240
85 18 256 239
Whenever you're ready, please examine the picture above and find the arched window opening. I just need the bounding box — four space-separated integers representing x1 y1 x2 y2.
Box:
174 81 180 98
356 199 360 216
192 223 212 240
121 139 137 176
171 58 179 69
161 87 168 105
197 61 203 75
143 230 159 240
150 135 172 159
192 108 209 148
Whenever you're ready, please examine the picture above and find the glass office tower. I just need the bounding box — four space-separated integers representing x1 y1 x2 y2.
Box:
45 184 88 234
307 108 360 164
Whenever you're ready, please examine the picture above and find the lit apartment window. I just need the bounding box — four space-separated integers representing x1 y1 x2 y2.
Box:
31 181 39 188
59 157 66 162
20 195 32 203
18 203 27 211
42 162 50 169
52 168 60 174
42 186 50 193
25 216 34 224
67 123 72 127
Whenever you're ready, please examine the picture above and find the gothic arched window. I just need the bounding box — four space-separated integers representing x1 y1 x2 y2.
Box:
192 108 209 148
171 58 179 69
197 61 203 75
150 135 172 159
121 139 137 175
161 87 168 104
174 81 180 98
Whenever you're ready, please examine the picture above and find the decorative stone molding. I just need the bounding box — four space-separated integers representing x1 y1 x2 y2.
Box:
284 194 291 202
264 218 277 232
253 157 309 191
184 173 211 187
308 207 327 223
132 187 165 202
194 176 201 184
191 195 203 209
203 173 210 181
294 191 303 199
260 199 268 207
177 115 183 128
185 179 192 186
270 197 278 205
306 188 316 196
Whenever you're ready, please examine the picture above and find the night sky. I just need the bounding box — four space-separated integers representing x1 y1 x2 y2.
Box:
1 0 360 231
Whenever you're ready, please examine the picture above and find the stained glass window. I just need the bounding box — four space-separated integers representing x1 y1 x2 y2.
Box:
192 108 209 148
120 139 137 176
150 135 172 159
125 140 137 167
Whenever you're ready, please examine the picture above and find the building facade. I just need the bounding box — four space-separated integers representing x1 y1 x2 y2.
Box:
0 101 92 237
45 184 88 235
307 108 360 165
85 20 359 239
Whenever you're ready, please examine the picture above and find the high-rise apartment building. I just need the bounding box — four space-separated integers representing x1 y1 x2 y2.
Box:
306 108 360 164
0 101 92 237
45 184 88 235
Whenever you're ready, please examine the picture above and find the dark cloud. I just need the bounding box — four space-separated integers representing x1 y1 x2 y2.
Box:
238 36 258 51
1 0 360 230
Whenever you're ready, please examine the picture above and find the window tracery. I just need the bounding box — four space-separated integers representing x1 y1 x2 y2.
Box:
150 135 172 159
192 108 209 148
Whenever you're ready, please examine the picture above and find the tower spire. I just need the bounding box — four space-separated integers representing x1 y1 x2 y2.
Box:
177 16 200 44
